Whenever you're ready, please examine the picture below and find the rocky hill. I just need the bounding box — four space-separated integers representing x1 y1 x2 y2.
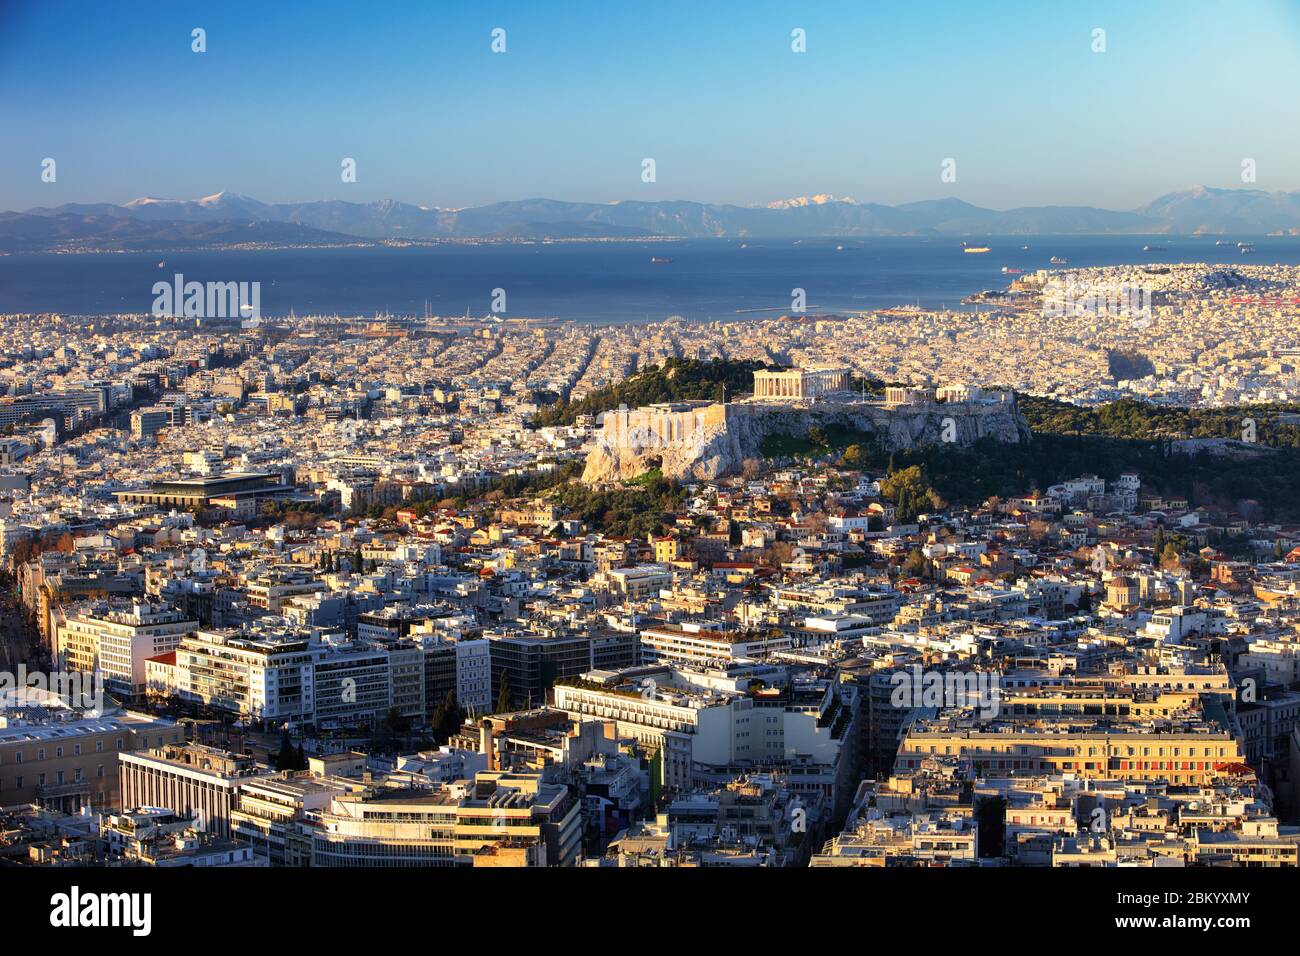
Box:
582 398 1030 483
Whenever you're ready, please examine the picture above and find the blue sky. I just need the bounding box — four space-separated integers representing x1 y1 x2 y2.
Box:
2 0 1299 211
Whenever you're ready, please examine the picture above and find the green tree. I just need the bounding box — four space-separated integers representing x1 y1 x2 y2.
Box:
881 465 932 523
431 690 465 744
842 443 870 469
903 548 928 578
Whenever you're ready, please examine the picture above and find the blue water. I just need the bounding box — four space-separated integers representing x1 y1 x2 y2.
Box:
3 235 1300 323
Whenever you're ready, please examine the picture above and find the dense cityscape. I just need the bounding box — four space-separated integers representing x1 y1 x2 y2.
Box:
1 271 1299 872
6 0 1299 939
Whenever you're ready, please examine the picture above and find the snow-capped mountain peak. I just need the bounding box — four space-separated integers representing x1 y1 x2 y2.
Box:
765 194 857 209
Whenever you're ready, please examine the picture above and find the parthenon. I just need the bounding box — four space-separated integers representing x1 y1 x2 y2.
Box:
752 366 852 401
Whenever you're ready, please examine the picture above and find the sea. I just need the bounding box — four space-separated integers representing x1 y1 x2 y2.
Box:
4 235 1300 324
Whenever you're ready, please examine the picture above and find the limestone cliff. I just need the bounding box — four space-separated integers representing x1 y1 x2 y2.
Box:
581 398 1031 483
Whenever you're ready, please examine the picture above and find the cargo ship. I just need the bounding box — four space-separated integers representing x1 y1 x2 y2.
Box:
1049 256 1068 265
650 256 673 264
1001 266 1024 274
963 246 991 254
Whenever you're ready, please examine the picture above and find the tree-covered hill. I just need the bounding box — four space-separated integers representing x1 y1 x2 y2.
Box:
532 357 770 426
1019 393 1300 447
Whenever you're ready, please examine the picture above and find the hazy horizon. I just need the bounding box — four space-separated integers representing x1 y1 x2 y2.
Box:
11 183 1300 216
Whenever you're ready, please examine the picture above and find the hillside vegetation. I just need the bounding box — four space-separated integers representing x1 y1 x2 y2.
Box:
533 357 769 426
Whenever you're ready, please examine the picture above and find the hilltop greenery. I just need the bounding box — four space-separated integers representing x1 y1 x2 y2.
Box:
863 433 1300 522
532 357 770 427
798 392 1300 521
712 383 1300 521
1019 394 1300 447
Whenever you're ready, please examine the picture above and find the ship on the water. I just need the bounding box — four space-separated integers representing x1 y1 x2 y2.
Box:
963 246 991 254
1049 256 1068 265
1001 266 1024 274
650 256 673 264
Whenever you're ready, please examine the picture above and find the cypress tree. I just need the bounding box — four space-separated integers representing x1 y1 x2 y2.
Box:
275 731 296 771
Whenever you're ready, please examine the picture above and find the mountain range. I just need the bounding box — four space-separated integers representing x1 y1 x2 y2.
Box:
5 185 1300 252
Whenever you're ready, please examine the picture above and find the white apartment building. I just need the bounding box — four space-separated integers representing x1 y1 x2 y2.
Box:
54 600 197 699
147 629 320 724
640 623 792 667
554 674 846 793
